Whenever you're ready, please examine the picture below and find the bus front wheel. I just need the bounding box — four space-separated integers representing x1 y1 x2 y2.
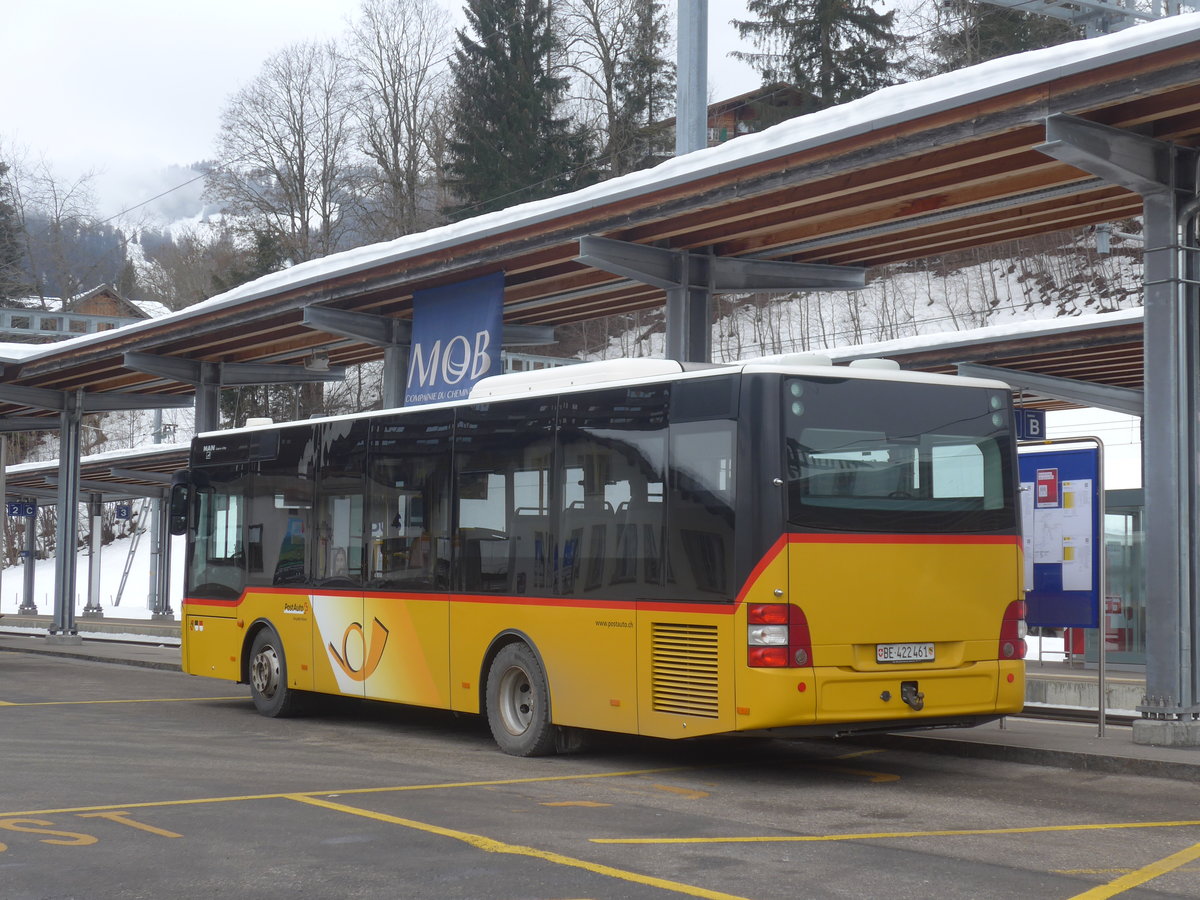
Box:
485 643 557 757
248 627 305 718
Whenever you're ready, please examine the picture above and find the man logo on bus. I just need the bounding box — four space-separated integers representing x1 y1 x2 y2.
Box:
327 618 390 682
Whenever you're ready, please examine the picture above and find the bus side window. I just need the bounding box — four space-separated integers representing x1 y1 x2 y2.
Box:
246 427 315 588
314 420 368 587
668 420 736 599
455 399 555 595
368 412 453 591
188 467 249 601
556 384 667 599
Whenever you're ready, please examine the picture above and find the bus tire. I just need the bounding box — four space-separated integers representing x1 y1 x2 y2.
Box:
248 627 305 718
485 642 557 757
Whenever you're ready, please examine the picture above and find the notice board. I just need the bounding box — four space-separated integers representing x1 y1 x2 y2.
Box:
1018 447 1101 628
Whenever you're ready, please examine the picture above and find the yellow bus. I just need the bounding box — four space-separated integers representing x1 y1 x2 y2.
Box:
171 356 1025 756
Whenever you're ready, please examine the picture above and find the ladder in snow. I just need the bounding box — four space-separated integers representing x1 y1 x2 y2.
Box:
113 498 153 607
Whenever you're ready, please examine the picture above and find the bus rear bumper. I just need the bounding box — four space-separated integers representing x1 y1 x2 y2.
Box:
747 713 1005 740
814 660 1023 722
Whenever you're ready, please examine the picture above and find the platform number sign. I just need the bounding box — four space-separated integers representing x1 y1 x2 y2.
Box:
1014 409 1046 440
6 501 36 518
115 504 132 520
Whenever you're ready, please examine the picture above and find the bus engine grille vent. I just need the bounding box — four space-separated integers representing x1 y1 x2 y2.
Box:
651 623 720 718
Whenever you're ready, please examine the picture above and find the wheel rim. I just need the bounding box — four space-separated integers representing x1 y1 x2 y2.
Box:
251 643 281 700
496 664 534 736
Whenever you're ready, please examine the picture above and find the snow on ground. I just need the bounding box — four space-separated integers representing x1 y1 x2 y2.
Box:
0 531 183 621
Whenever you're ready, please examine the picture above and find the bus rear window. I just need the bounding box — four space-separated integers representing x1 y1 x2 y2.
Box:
784 377 1015 534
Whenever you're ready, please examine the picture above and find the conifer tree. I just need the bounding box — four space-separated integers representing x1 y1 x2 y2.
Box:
560 0 675 176
732 0 899 111
446 0 595 218
612 0 675 173
0 161 29 301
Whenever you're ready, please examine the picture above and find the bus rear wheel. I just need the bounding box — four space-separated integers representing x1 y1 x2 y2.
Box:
248 627 305 718
486 643 557 757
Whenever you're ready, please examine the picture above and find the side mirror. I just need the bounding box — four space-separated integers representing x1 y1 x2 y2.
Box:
168 480 190 536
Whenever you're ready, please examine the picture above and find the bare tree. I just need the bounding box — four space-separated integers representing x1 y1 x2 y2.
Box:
2 150 107 303
559 0 674 176
207 41 358 264
137 222 252 311
345 0 451 240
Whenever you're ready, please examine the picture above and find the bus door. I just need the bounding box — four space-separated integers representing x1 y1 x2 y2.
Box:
310 421 370 700
361 414 453 709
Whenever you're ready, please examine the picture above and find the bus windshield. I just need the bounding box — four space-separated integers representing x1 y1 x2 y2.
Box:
784 377 1015 534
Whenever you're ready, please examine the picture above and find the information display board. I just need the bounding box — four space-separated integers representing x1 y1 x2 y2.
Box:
1018 447 1101 628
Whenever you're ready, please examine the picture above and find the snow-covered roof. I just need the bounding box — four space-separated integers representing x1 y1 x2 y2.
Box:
8 16 1197 371
814 307 1144 364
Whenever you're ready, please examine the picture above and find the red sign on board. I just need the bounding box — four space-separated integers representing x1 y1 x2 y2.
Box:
1036 468 1060 508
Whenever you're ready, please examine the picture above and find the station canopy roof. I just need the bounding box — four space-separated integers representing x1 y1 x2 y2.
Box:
0 17 1197 426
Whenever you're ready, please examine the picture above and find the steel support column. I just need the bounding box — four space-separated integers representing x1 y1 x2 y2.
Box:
1038 113 1200 740
676 0 708 156
19 501 36 614
195 382 221 434
152 499 173 620
82 493 104 618
52 393 83 636
665 254 713 363
383 344 409 410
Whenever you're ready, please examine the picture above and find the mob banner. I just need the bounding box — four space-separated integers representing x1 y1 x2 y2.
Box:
405 271 504 406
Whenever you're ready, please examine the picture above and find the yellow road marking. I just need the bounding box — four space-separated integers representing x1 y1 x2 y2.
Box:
832 749 888 760
289 793 751 900
76 811 183 838
592 820 1200 844
541 801 613 808
1056 866 1200 876
0 766 691 818
653 784 710 800
1067 841 1200 899
0 696 244 707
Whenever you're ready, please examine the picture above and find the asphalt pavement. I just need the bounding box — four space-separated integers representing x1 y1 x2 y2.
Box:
2 627 1198 782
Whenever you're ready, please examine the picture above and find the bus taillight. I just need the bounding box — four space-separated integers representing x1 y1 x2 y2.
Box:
999 600 1028 660
747 603 813 668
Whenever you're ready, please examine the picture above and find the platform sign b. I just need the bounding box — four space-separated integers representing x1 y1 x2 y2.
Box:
1014 409 1046 440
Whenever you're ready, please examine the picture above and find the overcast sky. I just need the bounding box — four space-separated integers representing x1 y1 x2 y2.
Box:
2 0 758 222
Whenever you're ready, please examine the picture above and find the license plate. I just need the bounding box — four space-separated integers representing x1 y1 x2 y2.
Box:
876 642 935 663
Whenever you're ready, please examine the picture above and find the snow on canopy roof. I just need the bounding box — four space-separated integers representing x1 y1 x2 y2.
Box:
12 16 1197 368
810 306 1144 364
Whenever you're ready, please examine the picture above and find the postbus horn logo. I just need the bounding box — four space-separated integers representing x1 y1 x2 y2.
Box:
328 618 390 682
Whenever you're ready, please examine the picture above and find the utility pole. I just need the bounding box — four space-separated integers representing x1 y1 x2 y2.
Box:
676 0 708 156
